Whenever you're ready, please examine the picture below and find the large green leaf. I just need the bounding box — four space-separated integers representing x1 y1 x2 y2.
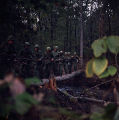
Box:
99 66 117 78
14 92 38 115
99 70 110 79
106 36 119 54
86 59 94 78
92 37 107 57
108 66 117 76
93 57 108 76
25 77 42 87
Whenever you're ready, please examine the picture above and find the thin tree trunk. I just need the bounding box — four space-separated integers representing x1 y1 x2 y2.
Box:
69 17 72 52
66 17 69 51
80 1 84 68
51 13 54 47
75 20 77 52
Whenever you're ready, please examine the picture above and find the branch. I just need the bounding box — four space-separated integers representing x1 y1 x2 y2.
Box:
57 88 112 105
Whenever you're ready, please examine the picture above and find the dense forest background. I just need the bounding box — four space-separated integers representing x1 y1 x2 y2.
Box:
0 0 119 58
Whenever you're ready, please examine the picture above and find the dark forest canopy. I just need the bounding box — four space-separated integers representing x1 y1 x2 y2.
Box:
0 0 119 52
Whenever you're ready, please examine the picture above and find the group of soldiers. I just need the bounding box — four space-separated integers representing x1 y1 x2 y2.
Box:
0 38 80 79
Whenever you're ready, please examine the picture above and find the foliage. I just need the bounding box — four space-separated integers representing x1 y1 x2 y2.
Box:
106 36 119 54
91 104 117 120
0 81 38 117
92 37 107 57
92 57 108 76
86 59 94 78
14 92 38 115
25 77 42 87
86 36 119 78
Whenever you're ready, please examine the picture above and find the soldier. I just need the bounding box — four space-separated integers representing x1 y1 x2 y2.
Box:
73 52 80 71
33 44 43 78
43 47 54 78
19 42 33 78
67 52 72 74
58 51 65 76
52 46 59 76
0 36 16 78
64 52 68 74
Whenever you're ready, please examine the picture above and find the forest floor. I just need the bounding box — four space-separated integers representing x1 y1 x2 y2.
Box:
9 72 115 120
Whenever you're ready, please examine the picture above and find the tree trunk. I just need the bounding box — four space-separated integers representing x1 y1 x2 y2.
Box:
80 1 84 68
66 17 69 51
51 13 54 47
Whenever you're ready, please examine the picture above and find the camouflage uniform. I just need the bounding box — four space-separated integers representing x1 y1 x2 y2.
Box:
43 47 54 78
67 52 72 74
64 52 69 74
0 36 16 78
33 44 43 78
58 51 65 76
72 52 80 71
19 42 33 78
52 46 59 76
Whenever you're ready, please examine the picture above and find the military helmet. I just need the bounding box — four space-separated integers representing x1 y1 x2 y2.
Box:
25 42 30 46
74 52 77 55
67 52 71 55
65 52 68 55
35 44 39 48
60 51 63 54
54 46 58 49
46 47 51 51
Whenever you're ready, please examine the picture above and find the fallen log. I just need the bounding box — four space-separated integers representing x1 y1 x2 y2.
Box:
42 70 81 85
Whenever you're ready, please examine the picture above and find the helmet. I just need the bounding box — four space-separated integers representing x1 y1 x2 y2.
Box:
54 46 58 49
46 47 51 51
74 52 77 55
25 42 30 46
65 52 68 55
35 44 39 48
60 51 63 54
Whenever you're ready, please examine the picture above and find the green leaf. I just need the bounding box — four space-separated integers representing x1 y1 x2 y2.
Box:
90 112 103 120
114 108 119 120
99 66 117 78
104 104 117 120
106 36 119 54
14 92 38 115
25 77 42 87
99 70 110 79
108 66 117 76
92 37 107 57
86 59 94 78
93 57 108 76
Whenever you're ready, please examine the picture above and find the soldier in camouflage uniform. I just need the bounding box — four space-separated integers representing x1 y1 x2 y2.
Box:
52 46 59 76
19 42 33 78
73 52 80 71
64 52 69 74
58 51 65 76
67 52 72 74
43 47 54 78
0 36 16 78
33 44 43 78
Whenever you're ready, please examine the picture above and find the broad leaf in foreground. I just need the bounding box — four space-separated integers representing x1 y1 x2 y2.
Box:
106 36 119 54
92 38 107 57
86 59 94 78
93 57 108 76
